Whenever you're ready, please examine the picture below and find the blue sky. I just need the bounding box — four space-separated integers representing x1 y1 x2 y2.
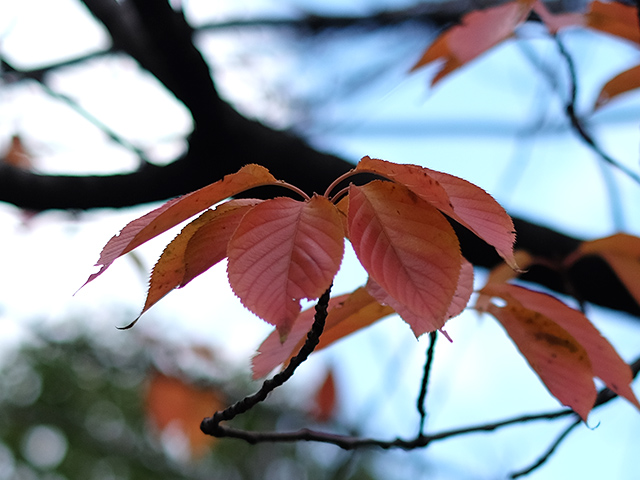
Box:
1 1 640 478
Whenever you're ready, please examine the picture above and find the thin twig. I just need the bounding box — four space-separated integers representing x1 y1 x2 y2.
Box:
510 417 581 479
417 331 437 433
200 352 640 450
201 286 332 436
554 35 640 185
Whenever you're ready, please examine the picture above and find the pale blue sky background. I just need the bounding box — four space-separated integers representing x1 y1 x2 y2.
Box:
1 0 640 478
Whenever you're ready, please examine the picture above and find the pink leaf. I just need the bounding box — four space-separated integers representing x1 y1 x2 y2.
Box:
227 195 344 337
485 296 596 421
82 164 278 288
252 287 393 379
485 283 640 410
356 156 518 270
348 180 462 337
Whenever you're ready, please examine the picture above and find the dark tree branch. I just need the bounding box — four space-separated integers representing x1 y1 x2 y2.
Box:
201 286 332 437
417 331 437 434
204 354 640 452
1 0 639 322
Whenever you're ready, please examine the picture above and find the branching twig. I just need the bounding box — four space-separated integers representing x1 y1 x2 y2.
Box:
200 348 640 453
510 417 582 479
201 286 332 437
554 35 640 185
417 331 437 433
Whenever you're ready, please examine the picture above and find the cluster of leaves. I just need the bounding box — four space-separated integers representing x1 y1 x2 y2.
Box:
412 0 640 109
84 155 639 432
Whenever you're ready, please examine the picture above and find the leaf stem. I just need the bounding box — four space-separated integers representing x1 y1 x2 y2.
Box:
201 285 332 436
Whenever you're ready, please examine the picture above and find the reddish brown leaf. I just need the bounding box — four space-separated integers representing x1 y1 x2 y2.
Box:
252 287 394 379
146 372 224 456
81 164 277 288
227 195 344 338
411 0 535 84
484 294 596 421
348 180 462 336
3 135 33 170
595 64 640 110
356 156 518 269
532 0 584 34
312 369 337 423
138 200 260 321
586 0 640 45
483 283 640 414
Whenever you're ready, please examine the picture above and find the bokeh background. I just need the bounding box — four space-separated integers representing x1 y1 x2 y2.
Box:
1 0 639 479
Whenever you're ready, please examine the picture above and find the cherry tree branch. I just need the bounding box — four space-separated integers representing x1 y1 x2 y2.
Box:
200 286 332 437
417 331 437 433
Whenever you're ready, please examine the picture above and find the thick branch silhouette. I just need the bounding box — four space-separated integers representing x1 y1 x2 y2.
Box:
1 0 638 322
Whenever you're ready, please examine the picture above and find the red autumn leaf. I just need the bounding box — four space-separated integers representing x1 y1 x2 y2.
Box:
312 369 337 423
586 0 640 45
366 257 474 337
227 195 344 338
356 156 518 269
348 180 462 337
252 287 394 379
594 64 640 110
81 164 277 288
568 233 640 314
411 0 535 84
483 292 596 420
532 0 584 34
138 199 261 322
483 283 640 413
146 372 224 456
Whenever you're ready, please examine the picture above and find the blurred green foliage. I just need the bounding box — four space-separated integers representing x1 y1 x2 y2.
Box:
0 321 378 480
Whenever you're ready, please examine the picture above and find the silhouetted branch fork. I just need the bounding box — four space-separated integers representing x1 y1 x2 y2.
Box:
201 353 640 450
201 286 332 435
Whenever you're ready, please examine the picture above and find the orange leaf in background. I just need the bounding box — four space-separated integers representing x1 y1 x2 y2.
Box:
411 0 535 84
569 233 640 309
252 287 393 379
482 283 640 416
595 64 640 109
483 291 596 421
81 164 278 289
586 0 640 45
146 372 224 456
355 157 518 270
312 369 337 423
4 135 33 170
227 195 344 338
348 180 462 337
138 200 260 322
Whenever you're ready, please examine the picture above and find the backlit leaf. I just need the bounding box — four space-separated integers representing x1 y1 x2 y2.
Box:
139 199 261 320
411 0 535 84
484 293 596 421
227 195 344 338
484 283 640 412
356 156 518 269
595 64 640 110
252 287 394 379
81 164 277 288
348 180 462 336
532 0 584 34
